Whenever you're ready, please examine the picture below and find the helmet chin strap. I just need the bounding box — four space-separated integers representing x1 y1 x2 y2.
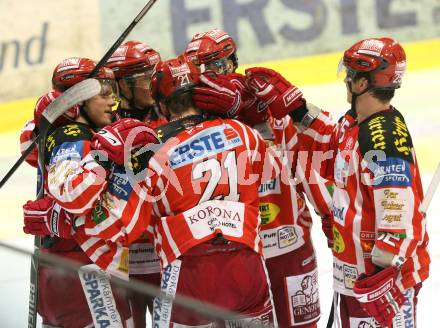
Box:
347 80 373 115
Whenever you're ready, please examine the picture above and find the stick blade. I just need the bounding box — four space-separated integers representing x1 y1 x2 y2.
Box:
43 79 102 124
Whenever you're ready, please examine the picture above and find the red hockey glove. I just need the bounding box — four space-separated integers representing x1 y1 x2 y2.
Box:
245 67 305 119
353 266 406 328
238 100 269 126
23 196 73 239
227 73 269 125
192 73 245 117
92 118 158 166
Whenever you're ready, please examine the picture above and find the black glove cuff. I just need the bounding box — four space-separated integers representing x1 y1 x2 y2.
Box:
289 101 308 123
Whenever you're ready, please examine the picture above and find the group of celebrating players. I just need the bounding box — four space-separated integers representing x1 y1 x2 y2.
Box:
18 28 429 328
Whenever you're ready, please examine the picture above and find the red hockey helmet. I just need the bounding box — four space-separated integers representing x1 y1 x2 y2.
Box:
52 57 115 92
338 37 406 89
184 28 238 72
106 41 161 79
150 56 200 103
34 91 80 127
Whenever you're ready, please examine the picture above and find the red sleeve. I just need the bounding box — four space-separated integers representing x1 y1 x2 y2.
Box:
46 124 108 216
20 120 38 168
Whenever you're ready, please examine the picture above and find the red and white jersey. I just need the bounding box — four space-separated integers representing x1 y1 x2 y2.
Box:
256 116 319 258
20 120 39 168
300 107 430 296
42 123 130 273
45 123 107 216
86 116 275 268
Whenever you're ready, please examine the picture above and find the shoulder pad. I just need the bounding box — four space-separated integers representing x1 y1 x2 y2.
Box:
338 109 357 123
358 110 414 163
155 115 211 143
45 123 93 164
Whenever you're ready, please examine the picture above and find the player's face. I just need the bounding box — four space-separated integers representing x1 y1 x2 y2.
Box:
84 92 116 128
204 58 234 75
132 71 155 108
344 78 353 104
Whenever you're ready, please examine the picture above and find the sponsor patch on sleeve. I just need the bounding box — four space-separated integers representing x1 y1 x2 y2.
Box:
371 157 412 187
374 187 414 232
49 141 84 165
108 167 133 201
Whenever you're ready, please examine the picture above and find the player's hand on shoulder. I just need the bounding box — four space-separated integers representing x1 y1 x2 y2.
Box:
192 72 245 118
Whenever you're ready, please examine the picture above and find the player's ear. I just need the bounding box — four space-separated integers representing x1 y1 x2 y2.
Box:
358 77 370 93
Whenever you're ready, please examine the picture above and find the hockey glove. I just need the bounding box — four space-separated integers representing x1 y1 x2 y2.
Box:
23 196 73 239
92 118 158 166
245 67 305 119
192 73 245 118
353 266 406 328
227 73 269 125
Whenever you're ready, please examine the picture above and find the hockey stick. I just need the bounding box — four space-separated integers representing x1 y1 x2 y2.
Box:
27 78 102 328
0 139 36 189
420 162 440 216
89 0 158 78
0 0 158 190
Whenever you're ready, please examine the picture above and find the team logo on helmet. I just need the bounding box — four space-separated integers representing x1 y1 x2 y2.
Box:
169 63 192 87
358 39 385 57
186 40 202 52
205 28 231 43
56 57 81 73
107 45 129 63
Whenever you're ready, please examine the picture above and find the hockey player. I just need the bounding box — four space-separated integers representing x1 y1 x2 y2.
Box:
185 28 330 327
88 55 279 326
106 40 165 327
246 37 430 327
22 57 148 328
106 40 166 128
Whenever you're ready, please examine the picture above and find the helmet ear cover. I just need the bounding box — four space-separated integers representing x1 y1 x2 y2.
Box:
348 58 397 91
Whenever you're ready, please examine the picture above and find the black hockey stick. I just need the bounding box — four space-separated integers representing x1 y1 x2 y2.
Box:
0 139 36 189
0 0 158 190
